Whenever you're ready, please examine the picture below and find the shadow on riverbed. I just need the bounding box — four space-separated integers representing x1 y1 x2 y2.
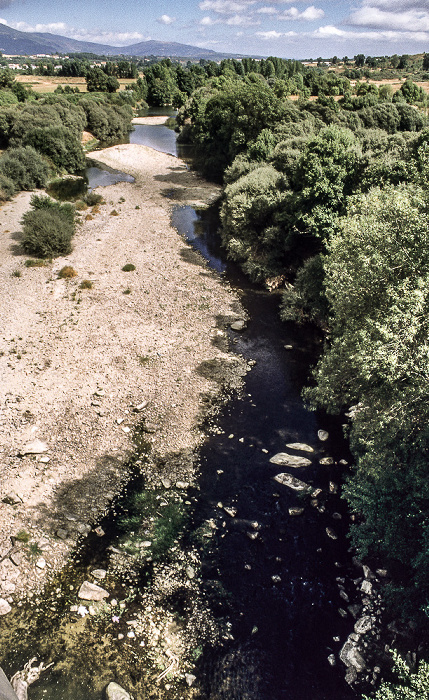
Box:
33 454 128 538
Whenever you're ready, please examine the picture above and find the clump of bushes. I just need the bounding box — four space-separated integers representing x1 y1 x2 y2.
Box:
21 195 76 258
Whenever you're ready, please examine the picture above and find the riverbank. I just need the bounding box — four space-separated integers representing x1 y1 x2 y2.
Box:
0 143 248 606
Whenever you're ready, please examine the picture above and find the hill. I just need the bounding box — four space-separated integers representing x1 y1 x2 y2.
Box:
0 23 239 59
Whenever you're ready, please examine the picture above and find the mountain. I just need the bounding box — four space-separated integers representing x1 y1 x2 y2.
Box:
0 23 237 59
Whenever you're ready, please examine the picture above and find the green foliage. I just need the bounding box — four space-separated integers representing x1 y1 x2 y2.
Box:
79 98 132 142
0 172 16 201
0 90 18 106
0 146 49 191
21 197 75 258
86 67 119 93
280 255 329 326
122 263 136 272
21 125 85 173
363 651 429 699
305 184 429 615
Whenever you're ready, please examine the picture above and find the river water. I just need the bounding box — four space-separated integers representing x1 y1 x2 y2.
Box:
0 116 355 700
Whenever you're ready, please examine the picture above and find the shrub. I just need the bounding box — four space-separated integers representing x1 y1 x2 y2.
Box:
79 279 93 289
21 201 75 258
85 191 103 206
58 265 77 279
122 263 136 272
0 146 49 191
25 259 48 267
0 172 16 202
21 125 86 173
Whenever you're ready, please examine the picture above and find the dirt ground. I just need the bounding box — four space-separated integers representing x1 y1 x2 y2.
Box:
0 141 246 605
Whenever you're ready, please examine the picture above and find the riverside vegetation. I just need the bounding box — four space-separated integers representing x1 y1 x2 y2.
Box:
170 53 429 697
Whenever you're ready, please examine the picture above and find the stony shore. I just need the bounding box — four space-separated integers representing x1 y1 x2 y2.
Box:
0 142 247 607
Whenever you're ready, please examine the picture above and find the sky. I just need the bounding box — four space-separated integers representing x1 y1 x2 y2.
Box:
0 0 427 59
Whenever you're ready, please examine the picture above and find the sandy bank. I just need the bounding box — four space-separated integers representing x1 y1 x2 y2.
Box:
0 143 246 602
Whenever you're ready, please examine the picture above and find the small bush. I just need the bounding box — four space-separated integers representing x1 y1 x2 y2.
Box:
123 288 132 294
110 209 119 216
74 200 88 211
11 269 21 277
85 214 94 221
25 258 48 267
85 191 103 206
91 205 100 214
122 263 136 272
79 279 93 289
15 530 30 543
58 265 77 279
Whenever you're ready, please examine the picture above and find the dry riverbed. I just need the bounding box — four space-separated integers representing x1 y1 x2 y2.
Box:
0 143 248 608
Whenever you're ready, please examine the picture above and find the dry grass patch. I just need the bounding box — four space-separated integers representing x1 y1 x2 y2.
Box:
58 266 77 279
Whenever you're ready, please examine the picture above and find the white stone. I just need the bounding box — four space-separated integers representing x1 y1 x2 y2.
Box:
78 581 109 601
286 443 314 453
318 430 329 441
273 473 310 491
270 453 312 468
0 598 11 615
106 681 131 700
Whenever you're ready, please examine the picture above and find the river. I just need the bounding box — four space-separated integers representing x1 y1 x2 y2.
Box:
0 115 355 700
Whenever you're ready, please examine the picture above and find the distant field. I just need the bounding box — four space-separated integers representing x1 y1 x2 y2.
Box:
15 74 137 93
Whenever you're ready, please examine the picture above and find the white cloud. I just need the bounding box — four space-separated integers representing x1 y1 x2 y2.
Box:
348 6 429 31
312 23 429 42
278 5 324 21
226 13 260 25
156 14 176 25
256 29 284 38
0 19 146 45
199 0 255 14
256 6 278 15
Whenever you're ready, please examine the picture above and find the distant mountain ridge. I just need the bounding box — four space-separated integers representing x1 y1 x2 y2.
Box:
0 23 240 59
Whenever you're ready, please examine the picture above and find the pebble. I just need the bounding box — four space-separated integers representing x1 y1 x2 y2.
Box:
318 430 329 441
36 557 46 569
121 426 131 434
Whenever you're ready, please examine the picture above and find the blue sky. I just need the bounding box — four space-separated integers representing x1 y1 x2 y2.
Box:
0 0 428 58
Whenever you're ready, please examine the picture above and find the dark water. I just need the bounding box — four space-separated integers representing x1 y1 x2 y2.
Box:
86 164 134 190
171 205 355 700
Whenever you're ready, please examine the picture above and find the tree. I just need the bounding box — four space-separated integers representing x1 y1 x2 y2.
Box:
354 54 365 67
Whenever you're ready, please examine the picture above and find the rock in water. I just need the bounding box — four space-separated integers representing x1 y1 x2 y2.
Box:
273 473 310 491
285 443 314 453
317 430 329 442
354 616 375 635
230 320 246 331
105 682 131 700
270 453 312 468
77 581 109 601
